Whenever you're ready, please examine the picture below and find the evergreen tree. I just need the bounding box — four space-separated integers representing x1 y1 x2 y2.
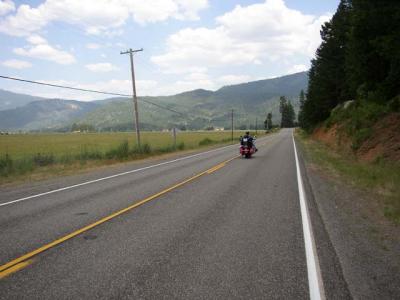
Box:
299 0 399 131
279 96 288 128
298 90 306 127
279 96 296 128
302 0 353 129
264 112 273 130
286 101 296 127
346 0 400 102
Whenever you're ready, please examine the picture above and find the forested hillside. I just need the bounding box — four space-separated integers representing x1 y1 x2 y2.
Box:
299 0 399 130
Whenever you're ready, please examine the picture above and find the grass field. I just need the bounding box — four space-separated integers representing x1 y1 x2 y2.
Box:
0 131 250 159
0 130 263 183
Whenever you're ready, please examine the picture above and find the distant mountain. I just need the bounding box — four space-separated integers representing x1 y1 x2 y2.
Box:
213 72 308 105
0 99 99 131
0 89 46 110
0 71 308 131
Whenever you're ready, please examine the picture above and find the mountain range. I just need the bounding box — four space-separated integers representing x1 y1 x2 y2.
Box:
0 71 308 131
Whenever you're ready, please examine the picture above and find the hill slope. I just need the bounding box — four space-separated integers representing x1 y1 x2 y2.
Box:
0 71 308 131
84 72 307 130
0 99 99 131
0 89 46 111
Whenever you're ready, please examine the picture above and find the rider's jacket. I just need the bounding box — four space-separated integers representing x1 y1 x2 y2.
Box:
240 134 254 147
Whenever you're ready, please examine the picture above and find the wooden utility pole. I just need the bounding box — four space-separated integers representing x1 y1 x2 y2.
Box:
231 109 234 143
120 48 143 148
256 117 258 135
173 127 177 148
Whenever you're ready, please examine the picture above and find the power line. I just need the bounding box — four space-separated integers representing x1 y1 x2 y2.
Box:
0 75 131 97
0 75 239 126
140 98 185 116
0 75 186 116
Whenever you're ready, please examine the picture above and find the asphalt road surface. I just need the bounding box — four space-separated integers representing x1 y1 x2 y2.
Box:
0 129 351 299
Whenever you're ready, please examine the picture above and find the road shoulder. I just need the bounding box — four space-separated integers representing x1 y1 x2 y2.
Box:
295 135 400 299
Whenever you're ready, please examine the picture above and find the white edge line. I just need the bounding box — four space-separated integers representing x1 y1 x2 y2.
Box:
0 144 235 207
0 135 272 208
292 131 325 300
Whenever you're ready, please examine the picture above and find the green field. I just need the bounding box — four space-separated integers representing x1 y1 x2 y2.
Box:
0 130 263 182
0 131 252 158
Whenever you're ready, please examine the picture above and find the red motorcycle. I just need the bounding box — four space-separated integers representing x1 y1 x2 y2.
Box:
239 138 256 158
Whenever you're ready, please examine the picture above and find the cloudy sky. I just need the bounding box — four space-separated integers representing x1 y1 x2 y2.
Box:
0 0 338 100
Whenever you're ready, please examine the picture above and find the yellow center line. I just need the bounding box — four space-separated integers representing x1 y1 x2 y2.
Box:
206 163 226 174
0 260 33 279
0 155 238 278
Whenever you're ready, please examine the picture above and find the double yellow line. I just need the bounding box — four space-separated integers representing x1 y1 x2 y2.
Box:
0 155 238 279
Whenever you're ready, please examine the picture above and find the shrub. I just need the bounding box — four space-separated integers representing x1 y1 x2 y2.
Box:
199 138 214 146
140 143 152 154
325 99 388 151
351 128 373 150
15 158 34 174
388 95 400 112
106 140 130 160
0 154 13 176
176 142 185 150
33 153 55 166
77 147 103 161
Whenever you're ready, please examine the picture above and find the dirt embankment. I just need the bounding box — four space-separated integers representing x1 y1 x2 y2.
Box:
312 113 400 162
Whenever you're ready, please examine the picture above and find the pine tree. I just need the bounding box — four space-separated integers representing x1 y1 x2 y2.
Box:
302 0 353 129
299 0 399 131
267 112 273 129
298 90 306 127
286 101 296 127
279 97 296 128
279 96 288 128
346 0 400 102
264 112 273 130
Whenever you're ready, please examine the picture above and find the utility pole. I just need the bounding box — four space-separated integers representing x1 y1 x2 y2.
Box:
231 109 234 143
256 117 258 135
173 127 177 148
121 48 143 148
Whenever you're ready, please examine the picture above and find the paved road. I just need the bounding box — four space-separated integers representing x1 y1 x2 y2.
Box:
0 129 350 299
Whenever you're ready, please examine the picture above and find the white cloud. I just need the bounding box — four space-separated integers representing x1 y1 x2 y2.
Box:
26 34 47 45
171 0 208 20
0 0 15 16
152 0 331 74
85 63 119 73
86 43 101 50
2 59 32 69
0 0 209 37
13 35 76 65
287 64 308 74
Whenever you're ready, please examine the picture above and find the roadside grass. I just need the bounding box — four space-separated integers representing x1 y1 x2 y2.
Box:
295 129 400 224
0 130 265 184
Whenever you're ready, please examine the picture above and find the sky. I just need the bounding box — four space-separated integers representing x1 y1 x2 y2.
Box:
0 0 339 100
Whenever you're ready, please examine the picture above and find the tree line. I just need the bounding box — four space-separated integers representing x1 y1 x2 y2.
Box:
299 0 400 130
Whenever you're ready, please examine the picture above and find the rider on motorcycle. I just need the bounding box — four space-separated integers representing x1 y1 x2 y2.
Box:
240 131 257 152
